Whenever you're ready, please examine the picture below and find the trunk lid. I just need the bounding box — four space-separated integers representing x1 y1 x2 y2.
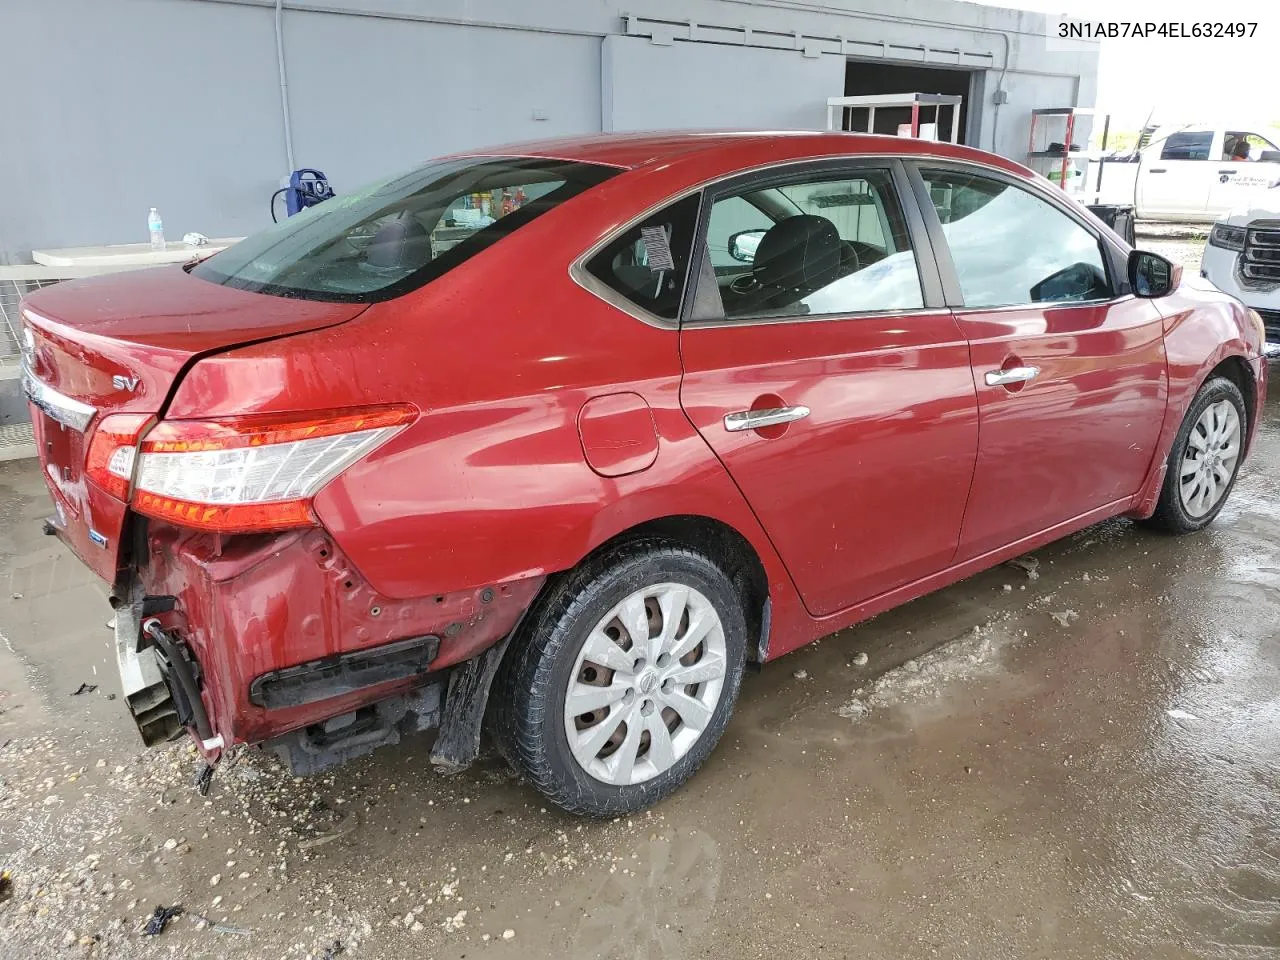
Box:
21 265 366 581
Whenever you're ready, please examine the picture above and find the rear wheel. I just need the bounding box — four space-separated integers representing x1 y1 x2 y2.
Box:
1145 376 1247 533
493 541 747 816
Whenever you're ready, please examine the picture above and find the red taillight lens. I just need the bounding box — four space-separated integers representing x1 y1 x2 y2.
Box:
140 405 418 453
85 413 152 499
131 404 416 533
131 493 317 533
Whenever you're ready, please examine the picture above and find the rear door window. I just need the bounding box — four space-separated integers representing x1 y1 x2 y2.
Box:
193 157 618 302
703 170 923 320
1159 132 1213 161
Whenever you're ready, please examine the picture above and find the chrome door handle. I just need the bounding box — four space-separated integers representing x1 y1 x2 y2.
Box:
723 405 811 432
984 365 1040 387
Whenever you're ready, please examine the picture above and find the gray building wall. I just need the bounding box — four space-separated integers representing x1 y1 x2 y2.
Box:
603 36 847 132
0 0 1098 261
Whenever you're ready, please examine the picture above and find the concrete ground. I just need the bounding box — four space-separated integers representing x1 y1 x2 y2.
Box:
4 234 1279 960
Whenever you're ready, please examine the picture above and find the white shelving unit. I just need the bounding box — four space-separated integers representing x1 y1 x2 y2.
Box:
826 93 963 142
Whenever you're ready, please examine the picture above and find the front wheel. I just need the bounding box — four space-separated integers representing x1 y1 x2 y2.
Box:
492 541 747 817
1145 375 1247 533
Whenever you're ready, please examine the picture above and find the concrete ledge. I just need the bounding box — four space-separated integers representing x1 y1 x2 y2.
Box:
0 421 35 462
1 361 33 452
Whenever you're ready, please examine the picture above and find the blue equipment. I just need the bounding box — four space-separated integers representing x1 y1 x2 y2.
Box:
271 168 336 222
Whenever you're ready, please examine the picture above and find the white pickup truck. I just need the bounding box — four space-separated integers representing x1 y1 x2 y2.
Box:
1090 123 1280 223
1201 192 1280 351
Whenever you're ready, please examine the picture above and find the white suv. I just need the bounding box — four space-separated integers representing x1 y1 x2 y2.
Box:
1201 193 1280 354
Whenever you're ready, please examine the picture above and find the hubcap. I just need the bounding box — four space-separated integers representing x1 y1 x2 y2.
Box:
563 583 727 786
1179 399 1241 518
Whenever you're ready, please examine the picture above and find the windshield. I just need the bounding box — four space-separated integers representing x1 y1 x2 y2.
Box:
192 157 619 302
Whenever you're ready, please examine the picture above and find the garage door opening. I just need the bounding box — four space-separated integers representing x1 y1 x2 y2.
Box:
842 61 973 143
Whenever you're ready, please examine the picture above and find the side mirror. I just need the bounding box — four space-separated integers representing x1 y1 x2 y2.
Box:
1128 249 1181 298
728 229 766 263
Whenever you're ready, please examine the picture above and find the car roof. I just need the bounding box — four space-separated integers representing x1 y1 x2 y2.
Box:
1157 122 1280 134
451 130 1031 177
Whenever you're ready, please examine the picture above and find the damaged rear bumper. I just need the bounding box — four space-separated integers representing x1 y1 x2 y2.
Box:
113 522 542 772
113 582 185 746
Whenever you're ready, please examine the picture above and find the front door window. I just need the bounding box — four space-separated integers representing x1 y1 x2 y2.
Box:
1223 131 1280 161
921 170 1112 308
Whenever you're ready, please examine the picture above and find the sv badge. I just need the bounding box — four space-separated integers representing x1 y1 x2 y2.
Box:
112 374 140 392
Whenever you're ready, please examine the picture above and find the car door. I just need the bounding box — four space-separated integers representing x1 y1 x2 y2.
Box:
1137 130 1214 219
678 160 979 618
1208 130 1280 217
911 164 1168 561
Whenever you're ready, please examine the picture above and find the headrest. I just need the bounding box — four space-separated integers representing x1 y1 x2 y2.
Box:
366 216 430 270
752 215 841 295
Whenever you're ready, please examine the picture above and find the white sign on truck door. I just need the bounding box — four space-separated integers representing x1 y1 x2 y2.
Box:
1209 130 1280 214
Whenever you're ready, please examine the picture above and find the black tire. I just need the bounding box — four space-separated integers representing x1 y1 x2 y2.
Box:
491 539 748 817
1144 375 1247 534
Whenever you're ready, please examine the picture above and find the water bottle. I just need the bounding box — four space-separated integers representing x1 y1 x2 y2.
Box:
147 208 165 251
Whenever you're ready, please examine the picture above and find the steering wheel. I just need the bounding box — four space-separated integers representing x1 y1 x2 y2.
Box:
839 240 862 275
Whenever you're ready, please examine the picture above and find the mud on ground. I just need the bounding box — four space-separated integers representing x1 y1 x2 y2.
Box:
3 234 1278 960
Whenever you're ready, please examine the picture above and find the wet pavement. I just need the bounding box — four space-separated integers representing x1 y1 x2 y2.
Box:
3 331 1279 956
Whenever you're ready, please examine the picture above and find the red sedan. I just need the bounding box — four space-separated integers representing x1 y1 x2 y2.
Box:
20 132 1266 815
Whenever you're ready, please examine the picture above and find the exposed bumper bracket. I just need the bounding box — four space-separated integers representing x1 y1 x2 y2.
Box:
248 633 441 710
143 618 215 744
114 582 182 746
262 682 444 776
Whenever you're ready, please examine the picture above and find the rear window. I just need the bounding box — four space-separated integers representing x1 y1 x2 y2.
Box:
192 157 618 302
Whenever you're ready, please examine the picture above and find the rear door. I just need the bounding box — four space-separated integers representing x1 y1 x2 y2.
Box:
1137 131 1214 219
911 164 1167 560
677 160 979 617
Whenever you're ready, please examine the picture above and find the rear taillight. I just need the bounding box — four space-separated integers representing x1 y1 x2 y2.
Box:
130 405 416 533
85 414 153 499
